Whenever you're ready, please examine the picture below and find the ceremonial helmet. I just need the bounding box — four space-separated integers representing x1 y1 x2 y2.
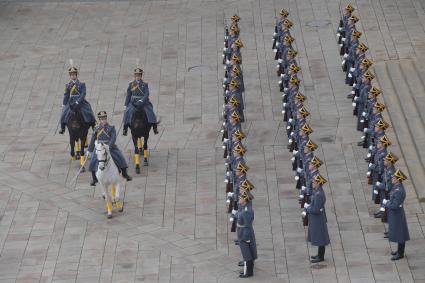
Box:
301 124 313 135
232 65 241 76
239 191 253 202
376 118 389 130
345 4 355 13
290 64 301 73
231 54 241 64
229 79 240 88
369 86 381 97
374 101 386 112
68 59 78 74
349 15 359 23
361 58 373 68
357 43 368 53
313 174 327 185
364 70 375 81
230 24 240 33
352 30 362 39
290 76 300 86
230 110 242 122
295 92 306 103
284 35 295 44
233 129 246 141
228 96 240 107
231 14 240 22
234 39 244 48
233 143 246 156
311 156 323 168
379 135 391 147
97 111 107 119
279 9 289 17
384 152 399 164
299 106 310 118
283 19 293 29
236 161 250 173
306 139 318 151
287 49 298 58
394 169 407 182
240 179 255 191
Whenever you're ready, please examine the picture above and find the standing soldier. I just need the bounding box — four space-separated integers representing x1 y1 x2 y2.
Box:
59 61 96 134
123 67 159 136
383 169 410 260
87 111 132 186
273 9 290 49
302 174 330 263
237 191 257 278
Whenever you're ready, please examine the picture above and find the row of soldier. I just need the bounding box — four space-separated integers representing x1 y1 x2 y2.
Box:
220 14 257 278
337 4 409 261
273 9 330 264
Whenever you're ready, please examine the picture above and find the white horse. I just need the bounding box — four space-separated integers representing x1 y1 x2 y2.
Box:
94 141 124 218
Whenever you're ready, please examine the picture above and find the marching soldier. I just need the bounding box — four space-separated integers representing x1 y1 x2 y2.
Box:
59 62 96 134
87 111 132 186
302 174 330 263
237 191 257 278
123 68 159 136
382 169 410 260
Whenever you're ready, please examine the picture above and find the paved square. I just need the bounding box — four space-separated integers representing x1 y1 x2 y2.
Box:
0 0 424 282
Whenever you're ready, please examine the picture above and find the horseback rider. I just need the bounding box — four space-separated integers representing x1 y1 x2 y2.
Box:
59 61 96 134
87 111 132 186
123 67 159 136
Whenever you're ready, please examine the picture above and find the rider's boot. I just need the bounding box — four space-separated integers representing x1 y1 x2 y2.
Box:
123 125 128 136
153 123 159 135
121 167 132 181
90 171 98 186
59 124 66 135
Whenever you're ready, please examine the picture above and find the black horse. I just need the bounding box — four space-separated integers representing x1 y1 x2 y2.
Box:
129 105 155 174
67 108 90 172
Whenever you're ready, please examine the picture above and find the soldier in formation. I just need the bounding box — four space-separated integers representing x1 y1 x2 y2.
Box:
221 14 258 278
337 4 410 261
272 9 331 264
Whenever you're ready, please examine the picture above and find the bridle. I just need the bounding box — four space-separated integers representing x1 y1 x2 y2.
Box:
96 146 110 170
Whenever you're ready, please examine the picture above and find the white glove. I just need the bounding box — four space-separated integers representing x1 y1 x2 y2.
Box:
223 66 227 70
361 135 365 140
343 53 348 59
276 42 280 47
360 119 364 123
293 150 298 155
278 59 283 63
382 199 388 205
229 217 234 222
350 67 355 72
224 179 229 183
367 153 371 158
226 171 230 177
295 175 299 181
351 90 355 94
226 198 231 204
281 110 285 114
380 207 385 212
276 64 280 69
354 97 358 101
353 83 356 87
85 151 92 159
369 145 373 150
232 209 237 215
281 74 286 78
366 171 371 177
273 49 278 53
369 162 373 167
288 139 293 144
273 32 277 36
296 168 302 173
301 185 306 190
373 190 378 195
342 60 346 65
342 38 346 42
348 73 352 78
222 145 226 149
290 132 294 137
352 102 356 107
223 138 229 143
278 80 282 84
337 33 341 37
299 194 304 199
301 211 307 217
304 203 310 208
286 126 291 130
362 111 366 117
376 181 381 186
284 88 288 92
283 103 287 107
363 128 368 133
288 118 293 123
223 47 226 51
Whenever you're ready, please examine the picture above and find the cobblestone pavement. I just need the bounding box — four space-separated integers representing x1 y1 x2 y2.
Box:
0 0 424 282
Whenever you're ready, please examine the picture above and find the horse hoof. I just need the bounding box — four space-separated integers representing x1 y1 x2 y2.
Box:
107 214 112 219
81 167 86 173
135 166 140 174
143 160 149 166
119 208 124 213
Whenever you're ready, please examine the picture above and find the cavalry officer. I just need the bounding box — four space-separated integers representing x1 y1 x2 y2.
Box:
123 68 159 136
87 111 132 186
59 64 96 134
237 191 257 278
383 169 410 260
302 174 330 263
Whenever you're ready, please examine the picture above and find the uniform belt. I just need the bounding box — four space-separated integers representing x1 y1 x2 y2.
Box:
237 224 248 228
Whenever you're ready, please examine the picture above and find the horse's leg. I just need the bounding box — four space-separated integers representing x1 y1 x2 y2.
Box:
101 183 113 219
75 139 81 160
133 134 141 174
114 182 123 212
111 184 116 203
143 135 149 166
79 136 86 172
70 135 76 160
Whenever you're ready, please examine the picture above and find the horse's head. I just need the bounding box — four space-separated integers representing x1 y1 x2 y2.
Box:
95 141 110 171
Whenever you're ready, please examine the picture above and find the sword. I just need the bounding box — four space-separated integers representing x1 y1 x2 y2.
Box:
67 154 89 186
54 106 65 135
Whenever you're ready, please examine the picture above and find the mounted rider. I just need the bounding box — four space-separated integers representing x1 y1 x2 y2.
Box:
123 67 159 136
59 60 96 134
87 111 132 186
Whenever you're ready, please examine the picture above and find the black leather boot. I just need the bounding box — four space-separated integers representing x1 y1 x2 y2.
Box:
59 125 66 134
153 123 159 135
121 168 132 181
90 171 98 186
239 260 253 278
391 243 405 260
311 246 325 263
123 125 128 136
